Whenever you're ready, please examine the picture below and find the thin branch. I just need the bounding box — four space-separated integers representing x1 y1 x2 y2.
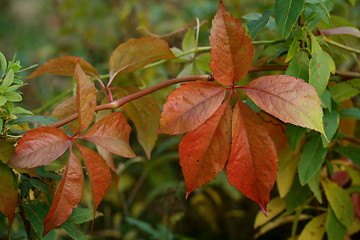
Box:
324 37 360 54
249 65 287 72
48 75 210 128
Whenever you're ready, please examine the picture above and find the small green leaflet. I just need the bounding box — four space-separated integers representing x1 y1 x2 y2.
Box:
275 0 305 38
308 169 322 203
286 124 307 150
61 222 86 240
285 51 310 81
67 208 103 224
333 147 360 166
285 38 299 62
329 78 360 103
0 52 7 75
321 110 339 147
340 108 360 120
326 207 347 240
298 133 328 185
247 9 274 39
2 69 14 89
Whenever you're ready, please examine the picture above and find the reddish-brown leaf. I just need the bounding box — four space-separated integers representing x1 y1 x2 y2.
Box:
209 1 254 85
0 162 18 229
158 81 226 135
51 96 79 133
227 100 278 213
179 101 232 197
113 87 160 159
242 75 325 135
320 27 360 38
26 56 99 80
8 127 71 168
81 112 135 158
77 145 111 216
75 62 97 133
43 149 84 236
109 37 175 79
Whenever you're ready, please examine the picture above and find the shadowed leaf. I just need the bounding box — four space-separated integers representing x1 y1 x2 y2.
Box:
158 81 225 135
209 1 254 85
43 149 84 236
8 127 71 168
179 101 232 197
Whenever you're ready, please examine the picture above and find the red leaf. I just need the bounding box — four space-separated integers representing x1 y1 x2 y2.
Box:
26 56 99 80
109 37 175 79
51 96 79 133
242 75 325 134
8 127 71 168
320 27 360 38
227 100 278 213
77 145 111 216
179 101 232 197
81 112 135 158
158 81 226 135
209 1 254 85
75 62 97 132
43 149 84 236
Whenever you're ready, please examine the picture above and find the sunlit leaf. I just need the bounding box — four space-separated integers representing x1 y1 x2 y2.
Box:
0 162 18 228
298 213 327 240
8 127 71 168
285 51 310 81
243 75 325 134
74 62 97 133
158 81 225 135
109 37 175 79
43 149 84 236
26 56 99 80
81 112 135 158
179 102 231 197
275 0 305 38
114 87 160 159
209 1 254 85
227 100 278 213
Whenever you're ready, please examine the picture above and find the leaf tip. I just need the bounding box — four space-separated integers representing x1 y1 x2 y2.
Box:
260 204 267 217
185 191 192 199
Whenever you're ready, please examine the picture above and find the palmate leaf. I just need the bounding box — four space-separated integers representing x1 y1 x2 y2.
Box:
26 56 99 80
242 75 325 135
158 81 225 135
179 101 232 197
227 100 278 213
74 62 97 133
81 112 135 158
77 145 111 217
8 127 71 168
209 0 254 86
43 149 84 236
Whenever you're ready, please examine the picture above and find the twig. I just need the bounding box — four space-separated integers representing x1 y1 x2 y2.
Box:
324 36 360 55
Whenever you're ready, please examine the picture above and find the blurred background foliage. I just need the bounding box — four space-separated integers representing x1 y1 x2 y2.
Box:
0 0 359 239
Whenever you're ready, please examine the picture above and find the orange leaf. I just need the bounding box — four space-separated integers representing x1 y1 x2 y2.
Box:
158 81 226 135
43 149 84 236
209 1 254 85
227 100 278 213
179 101 232 197
51 96 79 133
75 62 97 133
109 37 175 79
81 112 135 158
242 75 325 134
77 145 111 216
8 127 71 168
26 56 99 80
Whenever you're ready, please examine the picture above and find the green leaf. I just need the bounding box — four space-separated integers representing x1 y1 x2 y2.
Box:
275 0 305 38
0 96 7 106
29 178 48 193
322 178 354 228
306 3 330 24
326 207 347 240
298 213 327 240
321 110 339 147
9 115 59 126
298 133 328 185
0 52 7 75
285 176 310 212
340 108 360 120
247 9 274 39
254 197 285 228
285 38 299 62
329 78 360 103
125 217 158 236
67 208 103 224
61 222 86 240
285 51 310 81
195 53 211 73
320 89 332 110
4 92 22 102
286 124 307 150
308 169 322 203
182 28 196 53
12 107 33 115
333 147 360 165
2 69 14 89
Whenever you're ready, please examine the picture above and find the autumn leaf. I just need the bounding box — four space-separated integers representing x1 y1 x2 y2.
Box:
113 87 160 159
109 37 175 79
8 127 71 168
179 101 232 197
209 1 254 85
227 100 278 213
242 75 325 135
51 96 79 133
43 149 84 236
26 56 99 80
81 112 135 158
74 62 97 133
158 81 226 135
77 145 111 217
